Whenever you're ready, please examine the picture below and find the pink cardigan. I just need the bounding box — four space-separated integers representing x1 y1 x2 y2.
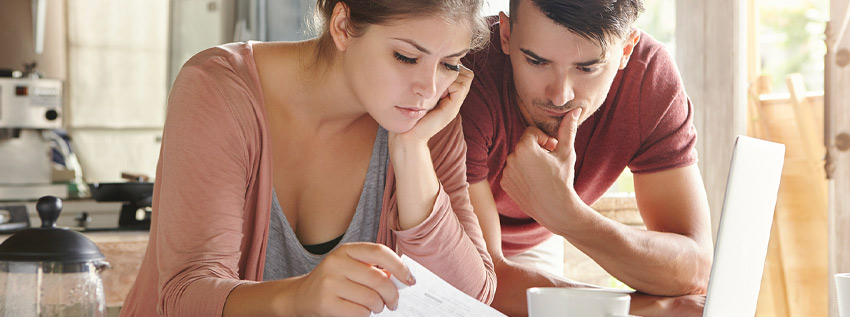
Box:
120 42 496 316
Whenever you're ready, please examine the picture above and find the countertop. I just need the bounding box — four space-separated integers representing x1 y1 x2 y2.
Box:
0 194 640 311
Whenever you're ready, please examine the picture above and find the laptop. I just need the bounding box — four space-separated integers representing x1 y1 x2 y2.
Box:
703 136 786 316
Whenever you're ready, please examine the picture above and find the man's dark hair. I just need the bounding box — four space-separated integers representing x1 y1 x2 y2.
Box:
508 0 645 52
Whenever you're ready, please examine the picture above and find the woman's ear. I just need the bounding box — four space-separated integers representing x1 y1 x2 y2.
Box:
329 2 353 52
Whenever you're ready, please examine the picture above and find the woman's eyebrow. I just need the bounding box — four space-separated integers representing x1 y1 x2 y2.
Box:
393 38 432 54
393 38 468 58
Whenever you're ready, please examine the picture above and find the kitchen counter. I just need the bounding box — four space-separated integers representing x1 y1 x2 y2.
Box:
83 231 150 308
0 194 640 311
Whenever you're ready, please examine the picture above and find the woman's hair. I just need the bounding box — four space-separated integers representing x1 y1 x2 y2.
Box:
311 0 490 60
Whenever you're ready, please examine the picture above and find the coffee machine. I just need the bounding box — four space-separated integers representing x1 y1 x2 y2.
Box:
0 0 68 202
0 74 67 201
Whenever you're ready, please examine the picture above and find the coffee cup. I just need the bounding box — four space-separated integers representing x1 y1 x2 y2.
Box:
527 287 630 317
836 273 850 317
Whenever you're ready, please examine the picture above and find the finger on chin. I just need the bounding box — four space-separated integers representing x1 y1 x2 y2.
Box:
554 108 582 153
539 135 557 151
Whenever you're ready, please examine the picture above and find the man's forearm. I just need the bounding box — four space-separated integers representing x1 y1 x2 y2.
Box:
491 257 591 316
629 292 706 316
553 204 712 296
491 254 707 317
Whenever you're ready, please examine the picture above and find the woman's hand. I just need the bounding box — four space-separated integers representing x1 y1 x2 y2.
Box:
385 66 472 230
287 243 415 316
393 64 473 145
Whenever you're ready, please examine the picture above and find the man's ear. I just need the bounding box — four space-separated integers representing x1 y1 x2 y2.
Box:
329 2 353 52
498 11 511 55
618 29 641 70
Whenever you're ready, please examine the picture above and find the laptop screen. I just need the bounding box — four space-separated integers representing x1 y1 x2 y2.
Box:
703 136 785 317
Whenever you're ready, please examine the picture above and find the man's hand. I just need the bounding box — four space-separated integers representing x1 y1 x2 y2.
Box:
500 107 583 232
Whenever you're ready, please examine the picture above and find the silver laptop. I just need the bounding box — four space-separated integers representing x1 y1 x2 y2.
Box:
702 136 785 316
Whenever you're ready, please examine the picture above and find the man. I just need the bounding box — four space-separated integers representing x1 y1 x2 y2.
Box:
460 0 713 315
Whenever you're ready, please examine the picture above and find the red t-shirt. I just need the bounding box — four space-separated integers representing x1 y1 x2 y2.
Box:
460 21 698 257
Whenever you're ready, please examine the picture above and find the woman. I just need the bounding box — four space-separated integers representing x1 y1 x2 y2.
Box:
120 0 494 316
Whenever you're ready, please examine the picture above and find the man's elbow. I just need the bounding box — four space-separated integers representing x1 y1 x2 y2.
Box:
676 252 712 295
680 271 710 295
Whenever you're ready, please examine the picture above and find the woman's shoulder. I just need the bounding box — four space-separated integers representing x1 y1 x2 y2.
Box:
168 42 267 140
177 42 259 86
183 42 258 73
172 42 264 111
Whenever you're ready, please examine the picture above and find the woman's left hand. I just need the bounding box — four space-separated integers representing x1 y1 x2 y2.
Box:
386 64 472 230
395 64 473 144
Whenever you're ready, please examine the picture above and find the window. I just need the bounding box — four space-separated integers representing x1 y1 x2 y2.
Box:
635 0 676 56
483 0 510 16
758 0 827 93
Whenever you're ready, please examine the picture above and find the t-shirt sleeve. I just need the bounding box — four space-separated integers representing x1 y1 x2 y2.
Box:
460 54 499 184
628 46 698 174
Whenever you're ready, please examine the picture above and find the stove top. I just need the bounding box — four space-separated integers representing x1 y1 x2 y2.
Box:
0 69 22 78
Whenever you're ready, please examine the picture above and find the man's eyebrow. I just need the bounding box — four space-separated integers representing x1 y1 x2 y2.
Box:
574 58 605 67
520 48 551 64
393 38 468 58
521 48 606 67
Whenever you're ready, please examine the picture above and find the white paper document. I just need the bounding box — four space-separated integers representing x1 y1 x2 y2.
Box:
372 255 506 317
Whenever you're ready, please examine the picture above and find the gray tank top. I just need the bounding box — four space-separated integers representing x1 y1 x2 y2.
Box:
263 127 389 281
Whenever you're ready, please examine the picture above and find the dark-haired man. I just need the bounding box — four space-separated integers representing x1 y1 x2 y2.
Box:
460 0 713 315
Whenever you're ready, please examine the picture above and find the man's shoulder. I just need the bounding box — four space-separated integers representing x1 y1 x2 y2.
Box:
463 17 508 80
615 30 684 102
461 17 510 123
605 30 689 130
625 30 678 78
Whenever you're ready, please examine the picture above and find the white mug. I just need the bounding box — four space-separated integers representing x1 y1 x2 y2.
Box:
527 287 630 317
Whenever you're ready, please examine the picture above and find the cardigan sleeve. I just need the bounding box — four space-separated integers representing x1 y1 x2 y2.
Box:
154 63 258 316
389 116 497 304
